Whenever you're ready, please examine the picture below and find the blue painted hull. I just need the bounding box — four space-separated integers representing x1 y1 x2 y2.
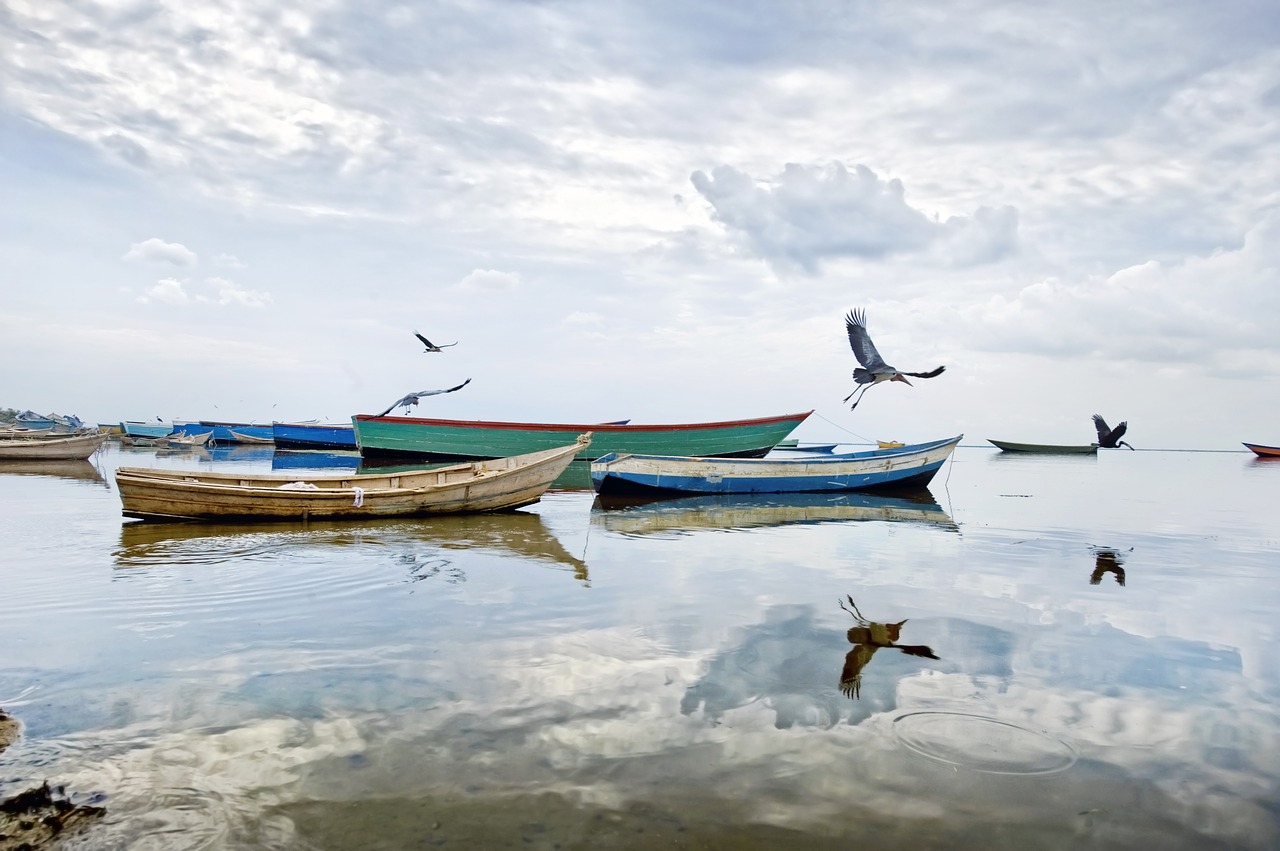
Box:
176 421 274 443
272 422 358 449
122 421 174 438
590 435 962 496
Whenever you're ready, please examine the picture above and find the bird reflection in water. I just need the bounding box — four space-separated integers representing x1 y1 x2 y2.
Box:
838 595 939 699
1090 546 1130 586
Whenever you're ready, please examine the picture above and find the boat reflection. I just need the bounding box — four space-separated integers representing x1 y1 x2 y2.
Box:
838 595 939 700
272 449 362 471
591 489 957 535
114 511 588 583
0 459 108 486
1090 546 1129 586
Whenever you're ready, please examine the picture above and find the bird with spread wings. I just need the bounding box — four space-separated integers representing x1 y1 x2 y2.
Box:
414 330 458 352
376 379 472 417
842 309 946 411
1092 415 1134 449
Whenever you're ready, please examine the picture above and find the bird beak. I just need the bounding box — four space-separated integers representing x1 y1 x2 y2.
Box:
893 375 913 385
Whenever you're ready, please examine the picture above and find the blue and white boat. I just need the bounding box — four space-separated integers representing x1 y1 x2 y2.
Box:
271 421 357 450
122 421 174 439
589 435 962 497
174 420 274 444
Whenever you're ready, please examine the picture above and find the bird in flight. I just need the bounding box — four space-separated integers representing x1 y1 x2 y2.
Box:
414 330 458 352
842 309 946 410
1092 414 1134 450
376 379 472 417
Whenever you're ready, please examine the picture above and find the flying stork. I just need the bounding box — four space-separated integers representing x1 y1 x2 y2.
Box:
1092 414 1134 449
376 379 472 417
842 309 946 411
414 330 458 353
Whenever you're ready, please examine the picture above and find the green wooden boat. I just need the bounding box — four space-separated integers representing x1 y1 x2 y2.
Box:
987 439 1099 455
352 411 813 461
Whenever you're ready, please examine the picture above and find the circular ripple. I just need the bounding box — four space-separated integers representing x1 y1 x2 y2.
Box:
892 711 1077 775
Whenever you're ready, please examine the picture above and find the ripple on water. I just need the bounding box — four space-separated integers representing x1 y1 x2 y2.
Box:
892 711 1077 775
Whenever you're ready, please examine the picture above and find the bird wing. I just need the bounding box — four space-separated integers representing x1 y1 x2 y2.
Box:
1091 414 1111 442
901 366 946 379
1111 421 1128 441
410 378 472 397
845 309 889 371
414 331 436 348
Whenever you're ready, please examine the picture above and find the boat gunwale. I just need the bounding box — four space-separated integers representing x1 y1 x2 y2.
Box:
351 411 814 433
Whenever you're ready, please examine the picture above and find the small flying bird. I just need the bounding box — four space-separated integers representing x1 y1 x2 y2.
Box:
1092 414 1134 450
376 379 472 417
414 330 458 353
842 309 946 411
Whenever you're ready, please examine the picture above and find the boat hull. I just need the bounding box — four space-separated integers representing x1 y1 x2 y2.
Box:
987 439 1099 455
1243 442 1280 458
272 422 358 449
122 422 174 439
115 437 589 522
352 412 812 461
0 431 108 460
590 435 962 496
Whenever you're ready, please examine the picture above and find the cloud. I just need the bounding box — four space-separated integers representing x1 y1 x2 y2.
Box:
959 211 1280 377
689 162 1019 275
137 277 190 304
214 253 246 270
457 269 521 291
122 238 198 267
135 276 271 308
204 277 272 308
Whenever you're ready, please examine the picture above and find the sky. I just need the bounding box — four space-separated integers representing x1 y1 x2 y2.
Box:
3 0 1279 450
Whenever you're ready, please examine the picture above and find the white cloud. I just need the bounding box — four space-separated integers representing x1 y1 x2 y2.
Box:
457 269 521 291
689 162 1020 274
137 277 191 304
214 252 246 270
134 276 271 309
122 238 198 267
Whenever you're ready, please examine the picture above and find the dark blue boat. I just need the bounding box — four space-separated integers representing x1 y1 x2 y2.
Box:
175 421 274 444
271 421 358 450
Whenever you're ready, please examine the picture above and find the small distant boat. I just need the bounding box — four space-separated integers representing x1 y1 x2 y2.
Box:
987 439 1099 455
1243 442 1280 458
877 440 905 449
590 435 962 497
352 411 813 461
0 430 108 460
115 434 591 522
0 426 54 437
227 429 274 445
122 421 174 439
174 421 274 444
167 430 214 448
272 421 358 450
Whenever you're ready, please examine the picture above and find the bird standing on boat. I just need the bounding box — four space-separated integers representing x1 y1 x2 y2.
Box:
414 330 458 352
1092 414 1134 449
377 379 472 417
843 309 946 410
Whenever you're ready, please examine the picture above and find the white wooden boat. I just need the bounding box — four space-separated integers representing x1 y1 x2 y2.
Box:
167 430 214 448
0 430 108 460
116 434 591 522
590 435 961 496
227 429 275 445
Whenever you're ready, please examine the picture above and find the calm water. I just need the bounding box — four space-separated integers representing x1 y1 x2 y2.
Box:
1 442 1278 849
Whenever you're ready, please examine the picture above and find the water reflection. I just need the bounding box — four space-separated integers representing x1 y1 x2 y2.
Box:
115 511 588 584
0 459 108 487
838 595 939 700
592 489 957 536
1090 546 1130 586
272 450 361 471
